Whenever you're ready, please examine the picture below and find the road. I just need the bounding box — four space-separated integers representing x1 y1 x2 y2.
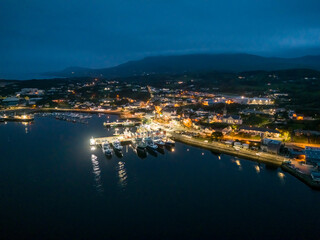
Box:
171 133 286 166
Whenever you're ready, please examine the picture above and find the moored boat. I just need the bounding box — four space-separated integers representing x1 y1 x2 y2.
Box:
132 138 147 152
102 142 112 156
153 138 165 148
112 139 123 152
144 137 158 151
163 138 175 147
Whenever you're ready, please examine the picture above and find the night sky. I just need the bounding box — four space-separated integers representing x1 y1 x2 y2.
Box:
1 0 320 78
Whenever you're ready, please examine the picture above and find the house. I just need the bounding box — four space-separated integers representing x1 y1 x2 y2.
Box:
19 88 45 96
261 138 282 154
305 147 320 163
202 99 214 106
248 98 273 105
294 130 320 137
239 126 280 138
2 97 20 106
222 115 242 125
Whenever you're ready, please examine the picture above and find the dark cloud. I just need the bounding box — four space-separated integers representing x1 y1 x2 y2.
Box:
1 0 320 78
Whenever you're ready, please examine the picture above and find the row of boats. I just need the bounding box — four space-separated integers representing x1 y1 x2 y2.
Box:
37 112 93 119
100 137 175 157
36 112 92 124
103 120 141 128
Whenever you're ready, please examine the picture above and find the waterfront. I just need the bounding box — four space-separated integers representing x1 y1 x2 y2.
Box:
1 115 320 239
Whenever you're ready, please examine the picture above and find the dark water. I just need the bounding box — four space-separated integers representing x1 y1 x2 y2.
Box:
0 115 320 240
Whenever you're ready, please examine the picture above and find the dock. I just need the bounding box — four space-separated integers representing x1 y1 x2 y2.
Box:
281 163 320 190
103 120 141 128
91 136 133 146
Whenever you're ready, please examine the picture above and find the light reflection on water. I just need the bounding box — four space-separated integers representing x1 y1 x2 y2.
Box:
1 115 320 239
232 158 242 171
91 154 104 193
278 172 286 184
117 161 127 189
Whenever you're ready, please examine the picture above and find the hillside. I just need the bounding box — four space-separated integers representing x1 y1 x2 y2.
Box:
49 53 320 78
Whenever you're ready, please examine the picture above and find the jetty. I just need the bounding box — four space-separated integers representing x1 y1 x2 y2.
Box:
91 136 133 146
281 163 320 190
103 120 141 128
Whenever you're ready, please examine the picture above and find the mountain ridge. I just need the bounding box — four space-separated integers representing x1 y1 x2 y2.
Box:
48 53 320 78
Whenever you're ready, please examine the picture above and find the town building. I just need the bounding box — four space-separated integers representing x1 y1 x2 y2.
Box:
222 115 242 125
305 147 320 163
239 126 280 138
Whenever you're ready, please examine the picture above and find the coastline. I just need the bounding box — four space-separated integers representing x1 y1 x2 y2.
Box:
171 133 320 190
171 133 285 166
281 163 320 190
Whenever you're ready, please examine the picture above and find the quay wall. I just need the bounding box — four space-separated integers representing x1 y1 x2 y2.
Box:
281 164 320 190
171 133 285 166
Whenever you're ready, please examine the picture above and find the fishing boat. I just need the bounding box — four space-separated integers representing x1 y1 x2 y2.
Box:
131 138 147 152
153 137 165 148
137 138 147 151
163 138 175 147
144 137 158 151
102 142 112 156
112 139 123 152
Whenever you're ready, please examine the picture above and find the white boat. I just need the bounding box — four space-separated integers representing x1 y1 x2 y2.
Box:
133 138 147 151
112 139 123 152
102 142 112 156
163 138 175 147
153 138 165 148
144 137 158 150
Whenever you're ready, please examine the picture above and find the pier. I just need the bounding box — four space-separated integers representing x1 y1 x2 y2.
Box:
103 120 141 128
91 136 133 146
281 163 320 190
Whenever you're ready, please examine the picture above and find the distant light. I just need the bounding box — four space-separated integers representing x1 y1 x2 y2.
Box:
278 172 285 179
90 138 96 146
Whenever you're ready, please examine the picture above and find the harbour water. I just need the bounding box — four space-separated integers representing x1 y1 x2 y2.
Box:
1 115 320 239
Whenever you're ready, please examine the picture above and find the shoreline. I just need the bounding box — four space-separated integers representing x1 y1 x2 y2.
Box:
171 133 284 166
281 164 320 190
171 133 320 190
